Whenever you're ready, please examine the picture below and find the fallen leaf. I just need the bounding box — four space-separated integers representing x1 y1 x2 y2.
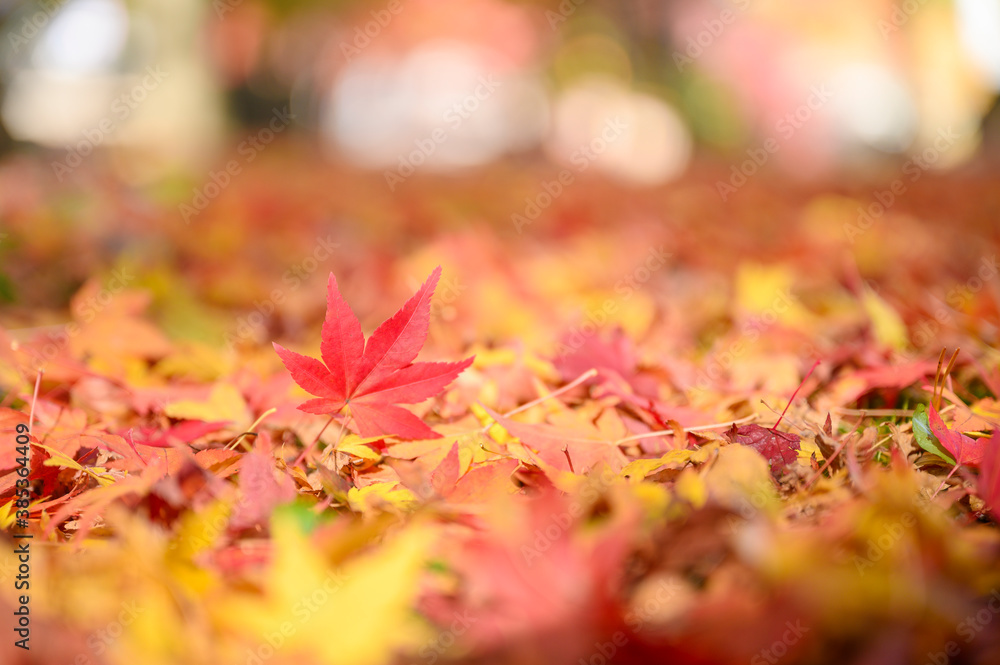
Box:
725 423 800 478
912 404 955 463
928 405 986 467
274 267 473 439
976 430 1000 518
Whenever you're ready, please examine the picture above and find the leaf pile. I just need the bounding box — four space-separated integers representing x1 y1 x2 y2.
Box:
1 151 1000 665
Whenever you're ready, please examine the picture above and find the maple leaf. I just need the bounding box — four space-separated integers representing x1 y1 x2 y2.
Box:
976 431 1000 519
927 405 986 468
274 267 473 440
725 423 800 478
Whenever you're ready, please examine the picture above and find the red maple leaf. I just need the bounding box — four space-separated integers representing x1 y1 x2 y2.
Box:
273 266 473 439
726 423 801 478
928 405 986 467
976 430 1000 518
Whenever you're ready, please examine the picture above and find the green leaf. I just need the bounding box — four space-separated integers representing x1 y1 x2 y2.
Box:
912 404 955 463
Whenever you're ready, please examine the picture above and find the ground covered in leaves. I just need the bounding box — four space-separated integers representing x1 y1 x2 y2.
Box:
2 150 1000 665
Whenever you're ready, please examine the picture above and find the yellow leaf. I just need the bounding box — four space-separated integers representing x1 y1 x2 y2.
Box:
0 499 14 529
861 288 908 351
734 263 807 327
35 442 116 486
338 435 385 462
703 444 776 513
167 499 231 593
628 482 671 518
621 451 693 481
347 482 418 516
471 403 511 444
164 383 249 426
675 468 708 508
470 347 517 368
224 513 434 665
620 444 716 482
171 499 231 560
798 436 822 464
155 341 231 381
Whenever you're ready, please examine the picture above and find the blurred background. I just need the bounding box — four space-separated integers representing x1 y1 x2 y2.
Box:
1 0 998 184
0 0 999 352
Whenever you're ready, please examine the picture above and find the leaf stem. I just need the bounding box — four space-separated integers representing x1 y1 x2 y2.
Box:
502 368 598 420
562 446 575 474
226 408 278 451
930 461 962 499
774 359 819 430
471 368 599 455
805 436 849 489
293 415 336 467
28 368 43 437
614 414 757 445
